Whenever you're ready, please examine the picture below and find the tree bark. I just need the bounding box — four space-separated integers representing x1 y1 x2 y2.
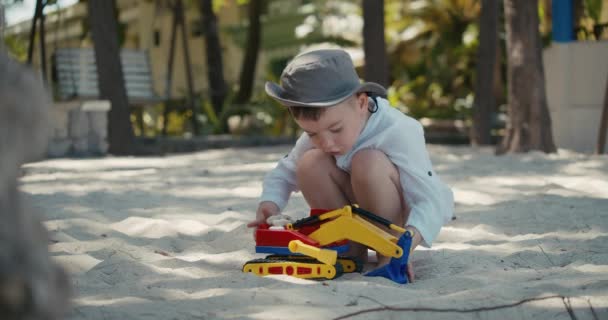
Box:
27 0 43 65
573 0 584 24
493 40 505 108
0 50 70 320
0 4 5 46
88 0 135 155
471 0 499 146
497 0 556 154
362 0 389 88
163 0 179 136
38 1 47 82
176 0 200 135
235 0 262 105
595 73 608 154
200 0 227 117
0 3 4 28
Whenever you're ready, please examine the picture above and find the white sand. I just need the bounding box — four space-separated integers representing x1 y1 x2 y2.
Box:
20 145 608 319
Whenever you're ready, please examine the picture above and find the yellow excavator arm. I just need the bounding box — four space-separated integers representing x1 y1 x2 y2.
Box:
288 205 407 259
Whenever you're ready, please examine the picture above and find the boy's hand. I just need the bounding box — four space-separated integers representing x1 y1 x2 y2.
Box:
247 201 280 228
406 261 415 283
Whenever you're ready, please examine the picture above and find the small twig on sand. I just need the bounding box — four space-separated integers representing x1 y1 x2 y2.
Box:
562 297 578 320
587 299 599 320
538 244 556 267
116 249 140 261
333 295 565 320
154 249 171 257
356 295 388 307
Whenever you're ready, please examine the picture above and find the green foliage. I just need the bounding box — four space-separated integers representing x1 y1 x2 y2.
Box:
220 0 487 138
145 0 496 136
386 0 480 120
3 34 27 62
226 5 357 51
584 0 603 22
576 0 606 40
203 59 299 137
253 58 299 136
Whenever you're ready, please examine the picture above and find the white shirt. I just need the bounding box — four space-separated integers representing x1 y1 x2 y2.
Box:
260 97 454 247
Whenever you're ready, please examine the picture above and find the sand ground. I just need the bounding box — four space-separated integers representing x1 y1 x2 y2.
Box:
20 145 608 320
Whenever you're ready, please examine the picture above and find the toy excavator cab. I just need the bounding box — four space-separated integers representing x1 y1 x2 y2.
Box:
242 205 414 284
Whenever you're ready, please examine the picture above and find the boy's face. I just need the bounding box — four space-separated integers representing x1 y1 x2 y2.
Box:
295 94 369 156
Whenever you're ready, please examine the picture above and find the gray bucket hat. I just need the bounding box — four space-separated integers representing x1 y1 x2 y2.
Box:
265 49 387 107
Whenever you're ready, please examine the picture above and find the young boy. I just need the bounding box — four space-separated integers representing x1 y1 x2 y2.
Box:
247 49 454 281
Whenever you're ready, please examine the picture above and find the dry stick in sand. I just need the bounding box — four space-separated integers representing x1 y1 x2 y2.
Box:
587 298 600 320
333 295 576 320
562 297 578 320
538 244 556 267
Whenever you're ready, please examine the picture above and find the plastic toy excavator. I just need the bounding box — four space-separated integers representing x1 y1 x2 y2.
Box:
242 205 414 284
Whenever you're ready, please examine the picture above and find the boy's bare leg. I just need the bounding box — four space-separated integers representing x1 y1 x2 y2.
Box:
296 149 354 208
295 149 368 261
350 149 413 269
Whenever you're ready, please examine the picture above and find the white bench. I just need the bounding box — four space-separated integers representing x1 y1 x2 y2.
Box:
49 48 162 156
53 48 161 105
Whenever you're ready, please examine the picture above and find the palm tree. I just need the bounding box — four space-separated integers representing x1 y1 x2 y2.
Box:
163 0 200 135
498 0 556 154
26 0 48 81
88 0 135 155
199 0 227 120
0 2 6 43
235 0 263 104
362 0 389 87
596 74 608 154
471 0 499 145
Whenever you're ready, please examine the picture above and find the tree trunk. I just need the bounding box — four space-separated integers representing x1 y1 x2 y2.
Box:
0 50 70 320
595 73 608 154
235 0 262 105
497 0 556 154
88 0 135 155
573 0 584 25
176 0 200 135
162 0 179 136
0 4 5 45
471 0 499 146
493 40 505 108
200 0 227 118
27 0 43 65
38 2 47 82
0 3 3 25
362 0 389 87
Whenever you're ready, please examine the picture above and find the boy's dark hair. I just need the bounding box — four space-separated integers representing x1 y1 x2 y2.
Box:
287 106 325 121
288 93 378 121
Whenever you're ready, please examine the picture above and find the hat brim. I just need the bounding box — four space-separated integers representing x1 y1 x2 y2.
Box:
265 81 387 107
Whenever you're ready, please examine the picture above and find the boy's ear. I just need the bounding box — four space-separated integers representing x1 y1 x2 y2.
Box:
356 93 368 110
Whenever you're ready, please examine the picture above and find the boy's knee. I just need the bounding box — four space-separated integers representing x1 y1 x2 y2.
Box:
351 149 398 182
296 149 334 178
